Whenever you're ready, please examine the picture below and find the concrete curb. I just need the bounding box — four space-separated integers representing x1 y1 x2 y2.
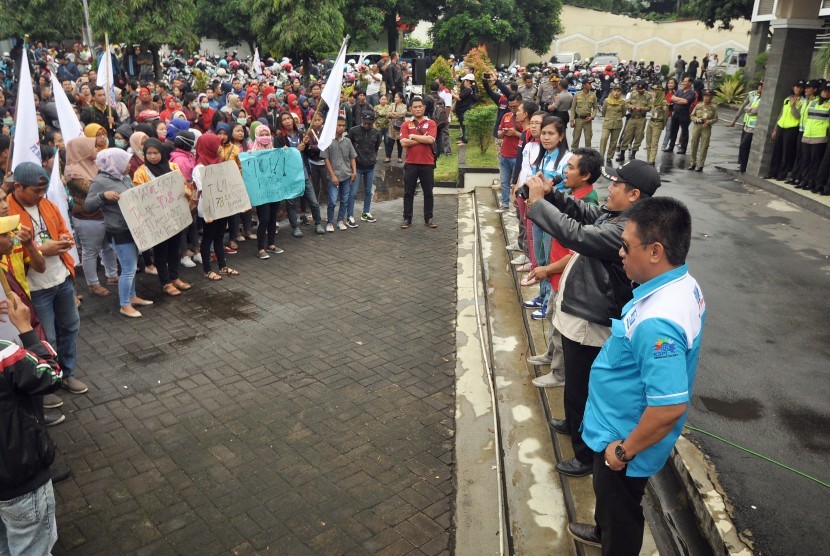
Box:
716 166 830 220
671 438 754 556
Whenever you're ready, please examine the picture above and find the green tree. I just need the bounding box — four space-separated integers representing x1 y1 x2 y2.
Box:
194 0 258 53
684 0 753 30
430 0 562 56
426 56 455 89
89 0 199 77
251 0 345 86
344 0 390 49
0 0 82 42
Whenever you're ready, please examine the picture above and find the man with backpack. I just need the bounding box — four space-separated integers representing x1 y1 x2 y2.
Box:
429 82 450 161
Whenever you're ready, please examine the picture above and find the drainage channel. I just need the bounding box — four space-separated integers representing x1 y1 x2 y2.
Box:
483 185 713 556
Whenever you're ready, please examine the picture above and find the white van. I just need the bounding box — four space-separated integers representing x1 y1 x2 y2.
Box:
549 52 582 71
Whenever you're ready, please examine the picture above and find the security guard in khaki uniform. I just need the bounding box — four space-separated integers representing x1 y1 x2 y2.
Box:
645 83 669 166
616 81 650 161
599 83 625 163
570 78 598 148
688 89 718 171
538 74 559 113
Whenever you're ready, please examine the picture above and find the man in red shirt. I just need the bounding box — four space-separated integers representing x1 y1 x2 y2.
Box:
400 97 438 229
496 93 523 212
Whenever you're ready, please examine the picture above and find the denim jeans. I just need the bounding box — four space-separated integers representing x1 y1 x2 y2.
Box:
30 276 79 378
326 179 351 223
73 218 118 287
0 480 56 556
354 167 375 215
111 240 139 307
499 156 516 207
286 175 322 227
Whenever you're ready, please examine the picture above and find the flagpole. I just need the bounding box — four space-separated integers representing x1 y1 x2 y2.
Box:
104 32 113 125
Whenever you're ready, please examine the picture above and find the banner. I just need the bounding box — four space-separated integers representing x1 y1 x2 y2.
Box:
197 161 252 220
118 171 192 252
47 159 80 265
318 37 349 152
239 149 306 207
11 50 41 170
50 72 84 140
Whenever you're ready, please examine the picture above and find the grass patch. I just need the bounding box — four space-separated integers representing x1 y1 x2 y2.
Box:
435 127 499 183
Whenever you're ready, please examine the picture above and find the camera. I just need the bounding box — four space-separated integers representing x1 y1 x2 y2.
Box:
517 173 564 200
483 72 491 79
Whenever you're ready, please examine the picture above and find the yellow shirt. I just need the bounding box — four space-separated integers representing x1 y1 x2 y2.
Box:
1 236 33 295
132 162 182 185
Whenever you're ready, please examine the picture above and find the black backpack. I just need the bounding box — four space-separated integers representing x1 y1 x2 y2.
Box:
432 94 449 129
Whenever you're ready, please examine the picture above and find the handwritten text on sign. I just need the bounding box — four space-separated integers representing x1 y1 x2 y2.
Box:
239 148 306 206
199 161 252 220
118 171 192 252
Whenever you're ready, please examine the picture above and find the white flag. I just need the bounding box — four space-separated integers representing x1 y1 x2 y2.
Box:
318 38 349 152
46 151 80 266
96 49 116 107
11 50 42 170
50 72 84 140
253 48 263 77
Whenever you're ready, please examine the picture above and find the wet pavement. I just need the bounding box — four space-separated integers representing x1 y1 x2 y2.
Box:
50 191 459 554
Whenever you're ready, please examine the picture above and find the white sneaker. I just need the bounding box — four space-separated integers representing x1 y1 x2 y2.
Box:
192 253 203 264
180 256 196 268
532 371 565 388
494 204 510 213
510 254 529 265
526 353 552 366
506 242 521 251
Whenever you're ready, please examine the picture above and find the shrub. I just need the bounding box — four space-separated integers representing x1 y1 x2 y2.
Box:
427 56 455 90
462 45 494 105
660 64 669 77
465 104 498 155
714 74 746 106
755 51 768 83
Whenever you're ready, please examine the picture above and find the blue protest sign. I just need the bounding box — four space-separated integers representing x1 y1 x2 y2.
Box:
239 148 306 206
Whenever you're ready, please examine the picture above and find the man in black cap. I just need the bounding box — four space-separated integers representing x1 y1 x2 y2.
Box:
765 80 806 180
571 78 598 149
349 110 383 225
524 159 660 477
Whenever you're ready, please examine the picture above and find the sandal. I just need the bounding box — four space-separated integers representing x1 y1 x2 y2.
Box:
384 158 391 163
219 267 240 276
107 276 120 284
205 271 222 281
163 283 182 296
89 284 110 297
172 279 192 291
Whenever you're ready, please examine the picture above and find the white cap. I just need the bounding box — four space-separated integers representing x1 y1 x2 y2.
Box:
461 73 475 82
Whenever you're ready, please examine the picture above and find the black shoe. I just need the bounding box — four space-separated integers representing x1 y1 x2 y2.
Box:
605 158 612 165
549 418 570 435
628 150 636 160
45 413 65 427
568 522 602 547
614 153 625 162
785 179 796 185
687 165 696 171
426 219 438 229
675 150 686 155
763 175 774 180
696 167 703 172
662 147 673 152
820 190 830 196
50 466 71 483
555 457 593 477
400 219 412 229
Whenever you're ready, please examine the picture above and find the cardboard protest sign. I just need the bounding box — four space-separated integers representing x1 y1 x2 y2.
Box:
239 148 306 206
198 161 252 220
118 171 192 252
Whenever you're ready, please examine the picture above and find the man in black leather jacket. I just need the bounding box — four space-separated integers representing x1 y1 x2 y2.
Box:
525 159 661 477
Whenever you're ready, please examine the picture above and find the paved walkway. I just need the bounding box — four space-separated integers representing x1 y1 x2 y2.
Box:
51 194 458 555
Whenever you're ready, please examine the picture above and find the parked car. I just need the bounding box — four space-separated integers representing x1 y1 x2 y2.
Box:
346 52 385 66
590 53 620 70
715 51 748 78
549 52 582 71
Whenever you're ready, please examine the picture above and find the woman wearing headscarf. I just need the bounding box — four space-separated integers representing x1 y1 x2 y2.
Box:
114 123 133 151
196 93 216 133
85 148 154 317
244 92 264 121
275 111 325 236
264 94 281 132
248 125 285 259
165 118 190 148
192 133 240 281
132 138 192 296
84 123 109 151
286 94 304 126
127 131 148 179
65 137 119 297
159 96 181 123
170 131 200 268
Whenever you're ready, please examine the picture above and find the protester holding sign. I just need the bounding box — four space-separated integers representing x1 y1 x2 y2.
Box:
193 134 240 281
249 124 284 259
84 148 154 317
132 138 191 296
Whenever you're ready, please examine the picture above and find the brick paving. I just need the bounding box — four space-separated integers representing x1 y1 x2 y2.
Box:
50 192 458 555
